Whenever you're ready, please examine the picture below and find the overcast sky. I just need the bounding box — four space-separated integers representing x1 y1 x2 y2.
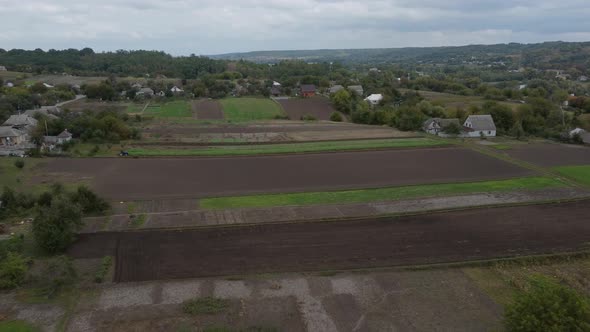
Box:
0 0 589 55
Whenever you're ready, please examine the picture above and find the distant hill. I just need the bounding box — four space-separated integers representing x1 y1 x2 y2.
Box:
210 41 590 72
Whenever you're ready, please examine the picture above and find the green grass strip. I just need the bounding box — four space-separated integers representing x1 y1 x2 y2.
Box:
128 138 447 156
220 98 285 122
554 165 590 186
200 177 566 209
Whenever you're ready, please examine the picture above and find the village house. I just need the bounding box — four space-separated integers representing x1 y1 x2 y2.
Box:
170 86 184 94
348 85 364 96
423 118 461 136
272 81 281 87
0 66 6 71
2 114 38 132
300 84 316 98
579 75 589 82
0 127 26 146
463 115 497 137
131 83 143 89
364 94 383 106
156 91 166 97
136 87 154 97
570 128 590 144
4 82 14 88
329 85 344 94
43 83 54 88
44 129 73 146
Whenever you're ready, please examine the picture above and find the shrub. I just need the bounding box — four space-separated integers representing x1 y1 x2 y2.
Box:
32 198 82 253
34 256 77 298
329 112 343 122
70 186 110 214
14 159 24 169
504 275 590 331
94 256 113 283
183 297 229 315
0 235 24 260
0 253 29 289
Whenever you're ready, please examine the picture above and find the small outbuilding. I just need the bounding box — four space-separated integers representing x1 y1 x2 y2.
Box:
423 118 461 136
364 94 383 106
0 127 26 146
300 84 316 98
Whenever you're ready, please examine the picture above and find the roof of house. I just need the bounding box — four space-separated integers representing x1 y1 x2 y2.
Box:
0 127 24 137
423 118 460 128
329 85 344 94
138 87 154 94
44 136 58 144
270 86 281 95
57 129 72 138
2 114 38 127
171 86 183 92
365 94 383 102
300 84 316 93
348 85 364 95
272 81 281 86
465 115 496 131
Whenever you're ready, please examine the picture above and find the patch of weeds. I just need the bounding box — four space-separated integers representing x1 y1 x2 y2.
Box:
204 327 278 332
182 297 229 315
0 320 39 332
317 270 339 277
130 214 147 228
94 256 113 283
126 202 137 214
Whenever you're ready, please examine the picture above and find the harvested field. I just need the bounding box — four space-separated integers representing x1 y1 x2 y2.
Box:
505 143 590 167
192 99 223 120
277 97 341 120
40 148 532 200
68 200 590 282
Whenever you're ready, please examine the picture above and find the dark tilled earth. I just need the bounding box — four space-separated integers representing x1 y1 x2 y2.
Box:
42 147 533 200
278 97 341 121
505 143 590 167
68 200 590 282
193 99 224 120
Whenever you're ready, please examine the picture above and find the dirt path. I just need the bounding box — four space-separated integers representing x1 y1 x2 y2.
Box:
69 200 590 282
82 188 589 232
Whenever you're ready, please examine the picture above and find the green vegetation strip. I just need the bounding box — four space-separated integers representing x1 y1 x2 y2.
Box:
554 165 590 186
144 100 191 117
220 98 285 122
128 138 447 156
201 177 565 209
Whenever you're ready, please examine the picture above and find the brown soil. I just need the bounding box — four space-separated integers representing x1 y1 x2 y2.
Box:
193 99 224 120
278 97 342 120
505 143 590 167
41 148 532 200
68 200 590 282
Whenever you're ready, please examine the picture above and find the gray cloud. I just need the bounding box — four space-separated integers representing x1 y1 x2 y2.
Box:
0 0 588 54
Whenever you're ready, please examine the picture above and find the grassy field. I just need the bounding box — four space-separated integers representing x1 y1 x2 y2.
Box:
143 100 191 117
0 320 39 332
0 158 47 192
554 165 590 186
200 177 565 209
127 138 448 156
220 98 285 122
125 103 145 114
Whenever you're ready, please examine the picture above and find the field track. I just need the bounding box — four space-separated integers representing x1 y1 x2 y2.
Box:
68 199 590 282
42 147 532 200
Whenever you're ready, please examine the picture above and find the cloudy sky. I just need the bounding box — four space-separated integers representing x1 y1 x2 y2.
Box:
0 0 589 55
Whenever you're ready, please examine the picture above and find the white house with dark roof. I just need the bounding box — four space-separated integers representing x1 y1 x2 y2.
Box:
463 115 496 137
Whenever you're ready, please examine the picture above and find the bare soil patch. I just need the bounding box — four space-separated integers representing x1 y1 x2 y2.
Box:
278 97 342 120
192 99 224 120
504 143 590 167
62 99 127 113
68 200 590 282
41 148 532 200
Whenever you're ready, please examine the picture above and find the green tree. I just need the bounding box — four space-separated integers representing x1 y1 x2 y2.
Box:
504 275 590 332
331 89 352 114
14 159 24 169
32 198 82 253
0 253 29 289
392 107 426 131
329 112 343 122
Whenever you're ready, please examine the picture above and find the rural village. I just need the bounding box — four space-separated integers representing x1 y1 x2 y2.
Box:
0 41 589 332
